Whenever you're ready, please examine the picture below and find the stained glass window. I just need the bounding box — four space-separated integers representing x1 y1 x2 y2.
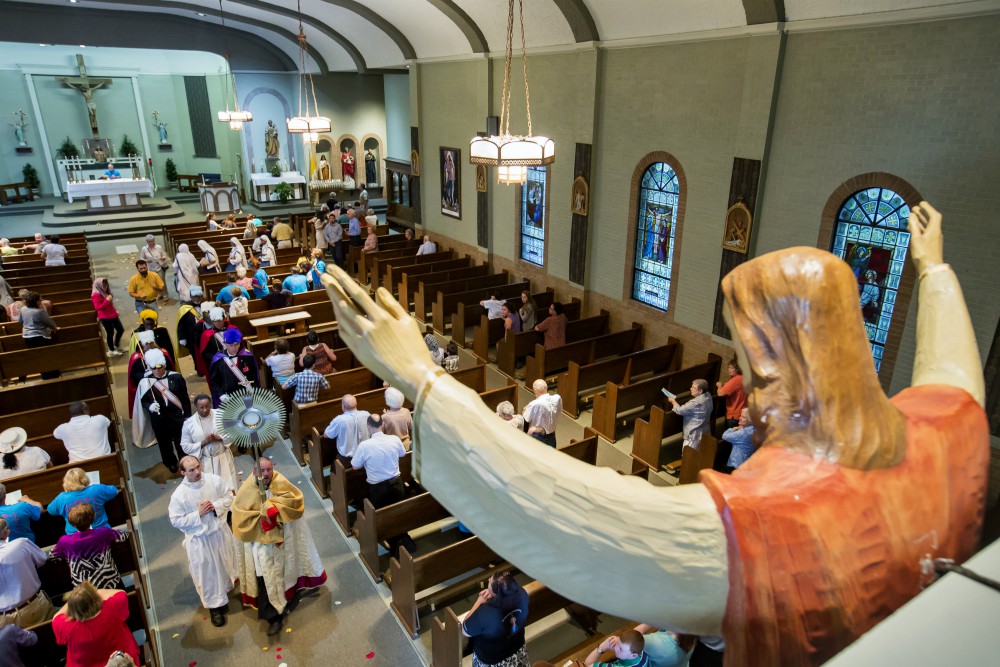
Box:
520 166 547 266
632 162 679 311
830 187 911 372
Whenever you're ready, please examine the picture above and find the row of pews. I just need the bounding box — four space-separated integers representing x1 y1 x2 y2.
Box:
349 238 740 661
0 234 158 666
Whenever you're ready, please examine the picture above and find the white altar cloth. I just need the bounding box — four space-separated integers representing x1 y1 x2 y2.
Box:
250 172 307 187
65 178 154 204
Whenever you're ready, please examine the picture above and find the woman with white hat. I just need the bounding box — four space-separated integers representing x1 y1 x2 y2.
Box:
0 427 52 480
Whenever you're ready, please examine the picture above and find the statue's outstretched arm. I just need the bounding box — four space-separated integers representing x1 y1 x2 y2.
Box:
908 202 985 406
322 266 729 634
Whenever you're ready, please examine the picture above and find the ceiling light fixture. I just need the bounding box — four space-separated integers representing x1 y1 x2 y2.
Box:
215 0 252 128
469 0 553 185
286 0 330 135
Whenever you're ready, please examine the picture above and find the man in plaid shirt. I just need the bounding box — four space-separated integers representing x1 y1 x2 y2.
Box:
281 354 329 406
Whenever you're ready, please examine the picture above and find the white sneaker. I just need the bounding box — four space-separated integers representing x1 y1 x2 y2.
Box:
109 349 124 357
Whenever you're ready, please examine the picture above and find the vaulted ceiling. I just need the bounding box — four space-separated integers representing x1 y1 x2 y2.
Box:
2 0 987 73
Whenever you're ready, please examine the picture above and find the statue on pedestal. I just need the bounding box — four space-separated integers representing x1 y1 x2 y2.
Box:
152 110 169 144
10 109 27 146
264 120 280 159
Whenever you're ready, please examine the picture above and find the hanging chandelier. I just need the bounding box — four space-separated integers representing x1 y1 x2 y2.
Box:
215 0 253 128
286 0 331 135
469 0 554 185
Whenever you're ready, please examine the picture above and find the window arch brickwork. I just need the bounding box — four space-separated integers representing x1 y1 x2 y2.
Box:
818 172 922 387
623 151 688 318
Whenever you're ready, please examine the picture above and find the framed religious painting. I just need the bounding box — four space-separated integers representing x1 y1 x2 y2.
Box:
83 138 112 163
440 147 461 219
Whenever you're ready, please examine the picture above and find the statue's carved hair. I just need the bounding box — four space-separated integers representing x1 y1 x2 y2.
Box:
722 247 905 469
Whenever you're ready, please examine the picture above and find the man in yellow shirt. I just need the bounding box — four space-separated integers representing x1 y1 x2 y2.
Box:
271 217 293 249
128 259 165 314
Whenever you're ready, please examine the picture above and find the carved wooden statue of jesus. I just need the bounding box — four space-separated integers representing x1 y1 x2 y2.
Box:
58 54 112 139
321 202 988 666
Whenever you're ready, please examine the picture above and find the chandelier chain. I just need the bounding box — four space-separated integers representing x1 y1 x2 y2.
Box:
218 0 235 113
500 0 514 137
519 0 531 137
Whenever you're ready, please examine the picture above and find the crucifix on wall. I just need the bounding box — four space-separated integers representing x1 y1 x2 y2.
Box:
57 54 112 139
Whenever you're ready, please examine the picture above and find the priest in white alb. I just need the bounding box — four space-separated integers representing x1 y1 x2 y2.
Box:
180 394 239 491
168 455 238 627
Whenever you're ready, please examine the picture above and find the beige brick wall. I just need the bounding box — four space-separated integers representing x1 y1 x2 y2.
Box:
412 15 1000 400
757 15 1000 395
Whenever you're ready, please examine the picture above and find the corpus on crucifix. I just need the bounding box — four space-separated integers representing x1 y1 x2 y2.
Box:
57 54 112 138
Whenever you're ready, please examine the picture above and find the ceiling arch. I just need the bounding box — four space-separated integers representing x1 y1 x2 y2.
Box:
0 2 297 71
4 0 991 73
72 0 336 73
314 0 417 60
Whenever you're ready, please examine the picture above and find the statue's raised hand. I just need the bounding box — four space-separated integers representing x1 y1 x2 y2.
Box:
322 264 436 400
908 201 944 274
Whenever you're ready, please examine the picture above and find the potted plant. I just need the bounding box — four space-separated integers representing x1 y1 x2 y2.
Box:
120 134 138 157
22 163 41 195
164 158 178 187
269 162 282 177
273 181 293 204
57 137 80 159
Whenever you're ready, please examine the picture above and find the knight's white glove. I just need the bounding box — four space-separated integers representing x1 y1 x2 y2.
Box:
149 403 161 414
219 394 229 403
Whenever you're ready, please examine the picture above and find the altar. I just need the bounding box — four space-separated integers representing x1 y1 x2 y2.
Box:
65 178 153 211
250 171 307 203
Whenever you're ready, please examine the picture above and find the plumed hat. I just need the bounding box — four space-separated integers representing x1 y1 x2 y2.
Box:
144 348 167 368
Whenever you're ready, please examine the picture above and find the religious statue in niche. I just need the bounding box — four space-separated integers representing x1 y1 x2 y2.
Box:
475 164 487 193
318 201 988 666
264 120 280 159
722 200 752 254
571 175 589 216
10 109 28 146
341 147 356 179
314 155 331 181
410 148 420 176
151 110 169 144
365 149 377 185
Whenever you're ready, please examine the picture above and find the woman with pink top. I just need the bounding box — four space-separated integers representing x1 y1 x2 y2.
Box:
91 278 125 357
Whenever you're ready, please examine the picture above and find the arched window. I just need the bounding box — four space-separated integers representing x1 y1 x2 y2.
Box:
519 166 548 266
632 162 680 311
829 187 911 372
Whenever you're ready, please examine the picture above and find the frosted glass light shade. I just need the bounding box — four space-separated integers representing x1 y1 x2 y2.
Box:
303 131 318 143
497 165 528 184
287 116 331 134
286 116 309 133
469 135 555 166
218 110 252 123
229 120 244 130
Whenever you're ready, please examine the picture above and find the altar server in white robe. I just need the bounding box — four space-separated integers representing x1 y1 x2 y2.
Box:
168 455 239 627
180 394 239 491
